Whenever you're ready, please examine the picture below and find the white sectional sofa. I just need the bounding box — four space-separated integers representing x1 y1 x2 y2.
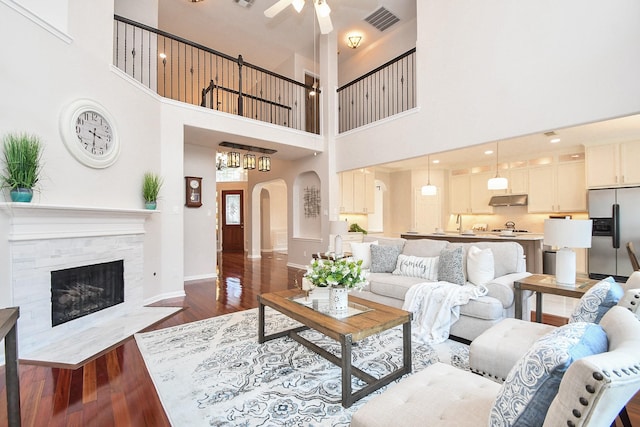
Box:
351 235 532 342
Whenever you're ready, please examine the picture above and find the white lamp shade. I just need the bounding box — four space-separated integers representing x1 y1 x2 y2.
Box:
421 184 437 196
487 176 508 190
329 220 348 236
544 219 593 248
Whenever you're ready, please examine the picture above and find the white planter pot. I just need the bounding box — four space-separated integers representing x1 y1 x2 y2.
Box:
329 286 349 313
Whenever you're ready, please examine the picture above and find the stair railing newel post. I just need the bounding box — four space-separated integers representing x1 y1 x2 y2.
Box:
237 54 244 117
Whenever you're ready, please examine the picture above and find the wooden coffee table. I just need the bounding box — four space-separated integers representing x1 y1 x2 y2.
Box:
257 289 412 408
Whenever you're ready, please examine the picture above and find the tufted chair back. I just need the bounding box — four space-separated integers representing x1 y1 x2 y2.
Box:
542 306 640 426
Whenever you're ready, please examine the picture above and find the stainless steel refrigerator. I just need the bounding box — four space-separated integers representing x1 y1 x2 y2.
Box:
588 187 640 281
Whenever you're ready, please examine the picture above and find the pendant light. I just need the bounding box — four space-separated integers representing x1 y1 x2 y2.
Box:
421 155 437 196
487 141 508 190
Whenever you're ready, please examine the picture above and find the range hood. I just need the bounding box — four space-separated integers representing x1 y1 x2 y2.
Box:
488 194 528 207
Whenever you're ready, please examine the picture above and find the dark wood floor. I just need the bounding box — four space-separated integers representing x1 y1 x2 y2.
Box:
0 251 638 426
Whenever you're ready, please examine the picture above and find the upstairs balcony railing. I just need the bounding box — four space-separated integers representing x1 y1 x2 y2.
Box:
113 15 318 133
337 48 416 133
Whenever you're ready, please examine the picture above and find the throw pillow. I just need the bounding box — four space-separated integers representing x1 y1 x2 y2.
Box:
370 245 402 273
569 277 623 324
350 241 378 269
437 246 465 285
392 254 439 281
489 322 608 426
467 245 495 286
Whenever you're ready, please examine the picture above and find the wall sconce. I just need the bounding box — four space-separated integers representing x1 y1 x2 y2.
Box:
258 156 271 172
227 151 241 168
243 153 256 170
347 35 362 49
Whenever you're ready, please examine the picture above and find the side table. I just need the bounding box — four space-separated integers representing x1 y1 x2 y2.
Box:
514 274 598 323
0 307 21 427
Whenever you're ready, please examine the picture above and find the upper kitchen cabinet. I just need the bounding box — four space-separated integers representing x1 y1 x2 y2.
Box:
340 169 375 214
492 165 529 195
449 171 494 214
586 141 640 188
528 156 586 213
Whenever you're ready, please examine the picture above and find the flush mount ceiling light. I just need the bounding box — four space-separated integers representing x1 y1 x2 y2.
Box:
421 155 437 196
347 35 362 49
487 141 508 190
265 0 333 34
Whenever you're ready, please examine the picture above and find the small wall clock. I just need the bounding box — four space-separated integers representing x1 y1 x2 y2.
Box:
185 176 202 207
59 99 120 168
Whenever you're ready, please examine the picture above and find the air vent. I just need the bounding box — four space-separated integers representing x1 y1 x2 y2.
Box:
543 131 557 137
234 0 254 7
364 7 400 32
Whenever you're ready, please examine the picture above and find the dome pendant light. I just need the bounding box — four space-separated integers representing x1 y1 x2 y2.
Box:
487 141 508 190
421 155 437 196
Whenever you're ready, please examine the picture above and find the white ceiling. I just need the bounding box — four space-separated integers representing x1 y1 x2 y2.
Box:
160 0 640 170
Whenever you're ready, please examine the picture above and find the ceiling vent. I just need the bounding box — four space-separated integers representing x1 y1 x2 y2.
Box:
364 7 400 32
544 131 557 137
234 0 254 7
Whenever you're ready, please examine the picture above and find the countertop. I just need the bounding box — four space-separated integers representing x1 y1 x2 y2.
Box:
402 232 545 241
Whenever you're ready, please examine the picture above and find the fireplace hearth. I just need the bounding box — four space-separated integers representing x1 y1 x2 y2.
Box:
51 260 125 327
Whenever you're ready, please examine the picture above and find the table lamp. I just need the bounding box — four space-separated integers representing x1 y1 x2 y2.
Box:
544 218 593 285
329 220 349 258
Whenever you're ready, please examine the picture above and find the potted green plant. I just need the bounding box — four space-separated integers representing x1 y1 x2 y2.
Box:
142 172 163 210
1 132 43 202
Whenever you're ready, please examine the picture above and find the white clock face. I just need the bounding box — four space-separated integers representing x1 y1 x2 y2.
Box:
60 99 120 168
190 179 200 189
75 110 114 157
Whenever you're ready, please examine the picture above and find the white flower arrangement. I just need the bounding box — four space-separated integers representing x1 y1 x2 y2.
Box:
304 255 368 290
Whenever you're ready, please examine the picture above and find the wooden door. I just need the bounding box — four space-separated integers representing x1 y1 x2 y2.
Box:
222 190 244 252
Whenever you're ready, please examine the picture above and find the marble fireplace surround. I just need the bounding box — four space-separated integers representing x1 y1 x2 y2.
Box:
0 203 156 363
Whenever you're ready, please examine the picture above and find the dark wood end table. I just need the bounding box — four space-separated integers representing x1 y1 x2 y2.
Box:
514 274 599 323
257 290 412 408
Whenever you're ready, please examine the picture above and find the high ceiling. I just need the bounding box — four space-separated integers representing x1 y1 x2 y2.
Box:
158 0 416 71
160 0 640 170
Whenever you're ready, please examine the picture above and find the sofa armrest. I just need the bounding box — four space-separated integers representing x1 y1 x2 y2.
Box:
617 288 640 317
485 272 533 309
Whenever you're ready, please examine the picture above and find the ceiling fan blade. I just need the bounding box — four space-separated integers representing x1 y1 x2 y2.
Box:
264 0 293 18
313 1 333 34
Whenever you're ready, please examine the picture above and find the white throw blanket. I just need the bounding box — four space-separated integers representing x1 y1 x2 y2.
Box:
402 281 488 344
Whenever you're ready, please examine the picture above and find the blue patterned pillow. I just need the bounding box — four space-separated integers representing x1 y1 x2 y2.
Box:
489 322 608 426
569 277 623 324
437 246 465 285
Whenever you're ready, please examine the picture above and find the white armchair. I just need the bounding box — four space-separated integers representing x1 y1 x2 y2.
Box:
351 306 640 427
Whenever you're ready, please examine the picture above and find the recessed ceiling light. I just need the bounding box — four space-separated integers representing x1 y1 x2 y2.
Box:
432 159 440 164
550 138 561 143
484 150 494 155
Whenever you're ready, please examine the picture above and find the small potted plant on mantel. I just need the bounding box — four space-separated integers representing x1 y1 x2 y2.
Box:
0 132 43 203
142 171 163 210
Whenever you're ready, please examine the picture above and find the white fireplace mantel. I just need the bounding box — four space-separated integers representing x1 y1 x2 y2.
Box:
0 203 156 241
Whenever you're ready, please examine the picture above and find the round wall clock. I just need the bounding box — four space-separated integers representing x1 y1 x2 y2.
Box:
59 99 120 168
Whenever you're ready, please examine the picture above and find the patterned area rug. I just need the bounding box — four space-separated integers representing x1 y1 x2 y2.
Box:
135 307 470 426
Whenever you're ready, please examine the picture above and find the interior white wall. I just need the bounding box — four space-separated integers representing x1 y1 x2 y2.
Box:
336 0 640 172
183 143 217 281
7 0 69 33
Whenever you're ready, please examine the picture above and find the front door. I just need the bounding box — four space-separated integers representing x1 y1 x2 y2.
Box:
222 190 244 252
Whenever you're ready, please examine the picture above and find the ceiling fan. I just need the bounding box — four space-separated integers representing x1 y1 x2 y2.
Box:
264 0 333 34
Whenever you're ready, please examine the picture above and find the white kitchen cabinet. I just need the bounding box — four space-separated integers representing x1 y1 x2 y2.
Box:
586 141 640 188
491 168 529 195
449 172 494 214
449 174 471 214
528 161 586 213
340 169 375 214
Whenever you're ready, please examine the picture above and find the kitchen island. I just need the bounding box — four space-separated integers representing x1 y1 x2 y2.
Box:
400 232 544 274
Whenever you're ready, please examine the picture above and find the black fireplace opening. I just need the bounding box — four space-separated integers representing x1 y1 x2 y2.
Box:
51 260 124 327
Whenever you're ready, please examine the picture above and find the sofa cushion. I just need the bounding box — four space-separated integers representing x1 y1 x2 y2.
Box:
350 240 377 269
401 238 448 258
569 276 623 323
392 254 439 280
364 235 406 250
459 296 505 320
448 241 525 278
437 246 465 285
370 245 402 273
367 273 426 300
467 246 495 286
489 322 608 426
